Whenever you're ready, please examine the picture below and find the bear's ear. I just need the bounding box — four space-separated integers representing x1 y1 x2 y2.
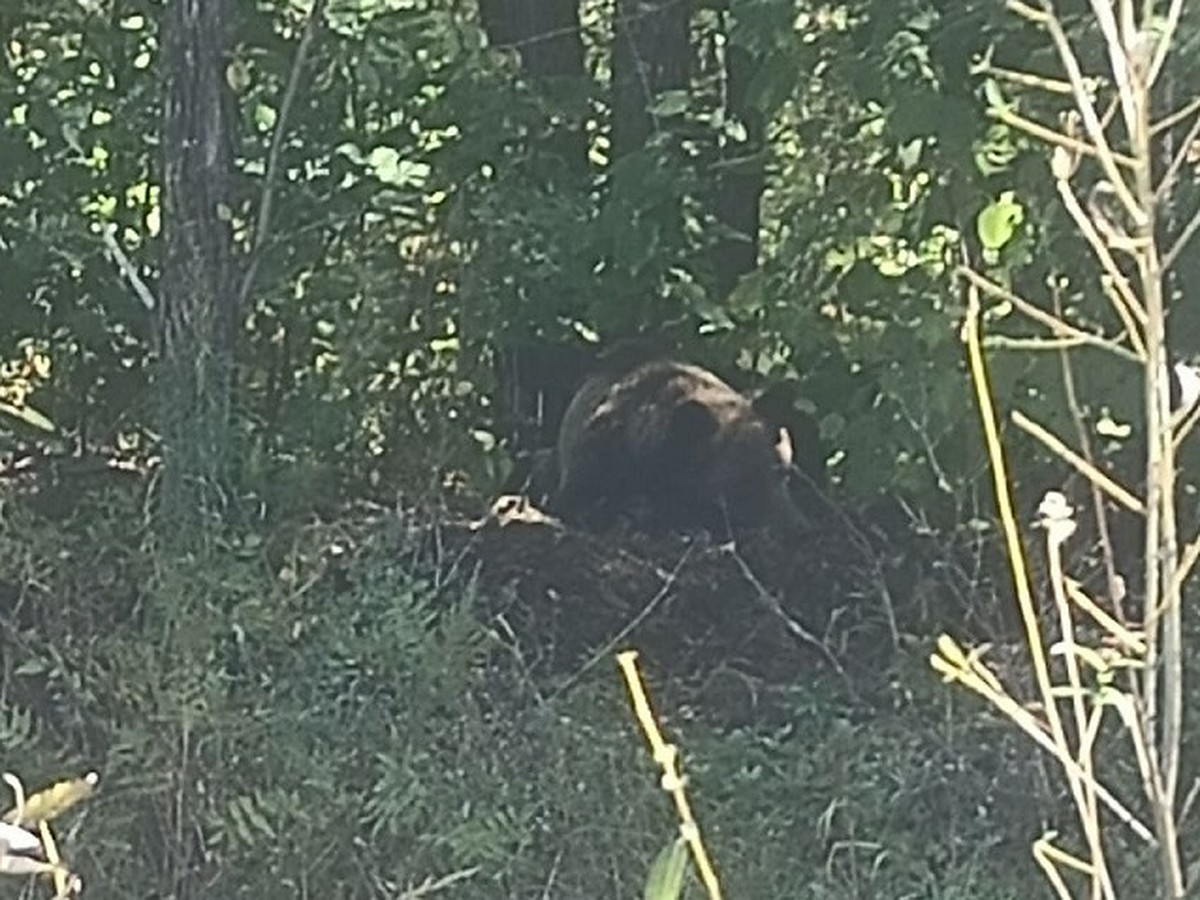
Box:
749 381 796 426
668 399 720 447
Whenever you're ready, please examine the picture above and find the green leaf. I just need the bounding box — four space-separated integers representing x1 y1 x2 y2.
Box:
649 90 690 117
644 837 689 900
982 78 1010 112
0 401 55 433
975 191 1024 250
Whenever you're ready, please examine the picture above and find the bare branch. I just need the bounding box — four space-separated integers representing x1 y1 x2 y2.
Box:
991 106 1138 168
975 60 1080 94
236 0 328 311
1163 205 1200 274
1151 95 1200 136
1064 580 1146 653
1167 531 1200 608
958 266 1140 362
1173 397 1200 449
1154 107 1200 203
101 225 158 312
1008 0 1145 226
1054 282 1125 616
1056 178 1148 346
1011 409 1146 514
1086 0 1139 139
984 335 1113 352
1146 0 1186 90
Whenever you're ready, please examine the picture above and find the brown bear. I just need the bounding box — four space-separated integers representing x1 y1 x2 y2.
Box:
552 358 805 534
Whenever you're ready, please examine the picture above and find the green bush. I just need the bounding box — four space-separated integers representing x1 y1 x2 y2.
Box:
0 491 1135 898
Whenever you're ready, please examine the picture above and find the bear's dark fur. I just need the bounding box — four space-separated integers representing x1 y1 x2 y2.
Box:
553 358 805 533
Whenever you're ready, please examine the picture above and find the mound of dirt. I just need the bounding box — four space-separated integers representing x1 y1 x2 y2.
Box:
445 495 901 717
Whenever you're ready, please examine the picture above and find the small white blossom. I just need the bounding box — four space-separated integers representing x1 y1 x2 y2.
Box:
1037 491 1076 547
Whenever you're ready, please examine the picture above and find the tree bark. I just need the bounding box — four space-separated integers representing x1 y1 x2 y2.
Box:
477 0 587 175
611 0 692 161
477 0 591 449
712 41 763 297
158 0 237 545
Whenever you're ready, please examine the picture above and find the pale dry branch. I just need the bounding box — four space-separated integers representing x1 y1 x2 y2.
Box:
1151 96 1200 136
618 652 724 900
1174 399 1200 449
1008 0 1144 225
1055 179 1149 344
101 225 159 311
991 106 1138 168
1063 580 1145 653
984 334 1107 352
1032 836 1080 900
1155 107 1200 203
1163 205 1200 274
932 638 1153 843
1012 410 1145 514
958 266 1139 361
1053 280 1126 615
974 60 1076 94
1165 531 1200 610
397 867 480 898
1085 0 1138 139
1146 0 1186 90
1046 515 1116 899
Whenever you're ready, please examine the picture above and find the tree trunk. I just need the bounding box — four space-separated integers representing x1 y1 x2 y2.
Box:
712 41 763 297
477 0 587 175
477 0 591 451
158 0 236 546
611 0 692 161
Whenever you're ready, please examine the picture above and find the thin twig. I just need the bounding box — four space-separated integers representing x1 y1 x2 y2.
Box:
1086 0 1137 140
397 867 480 898
975 60 1076 94
726 545 852 690
101 225 159 311
1063 580 1145 653
1151 96 1200 136
991 106 1138 169
236 0 327 311
551 544 693 698
1165 531 1200 609
1054 284 1124 613
1055 180 1149 343
1146 0 1186 90
1162 205 1200 274
958 266 1139 361
1154 107 1200 203
984 334 1111 352
1008 0 1143 224
1012 409 1145 515
1174 399 1200 449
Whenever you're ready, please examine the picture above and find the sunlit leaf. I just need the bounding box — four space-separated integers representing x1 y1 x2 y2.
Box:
643 837 689 900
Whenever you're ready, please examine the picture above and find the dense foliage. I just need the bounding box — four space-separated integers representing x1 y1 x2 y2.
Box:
4 0 1200 896
3 0 1015 505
